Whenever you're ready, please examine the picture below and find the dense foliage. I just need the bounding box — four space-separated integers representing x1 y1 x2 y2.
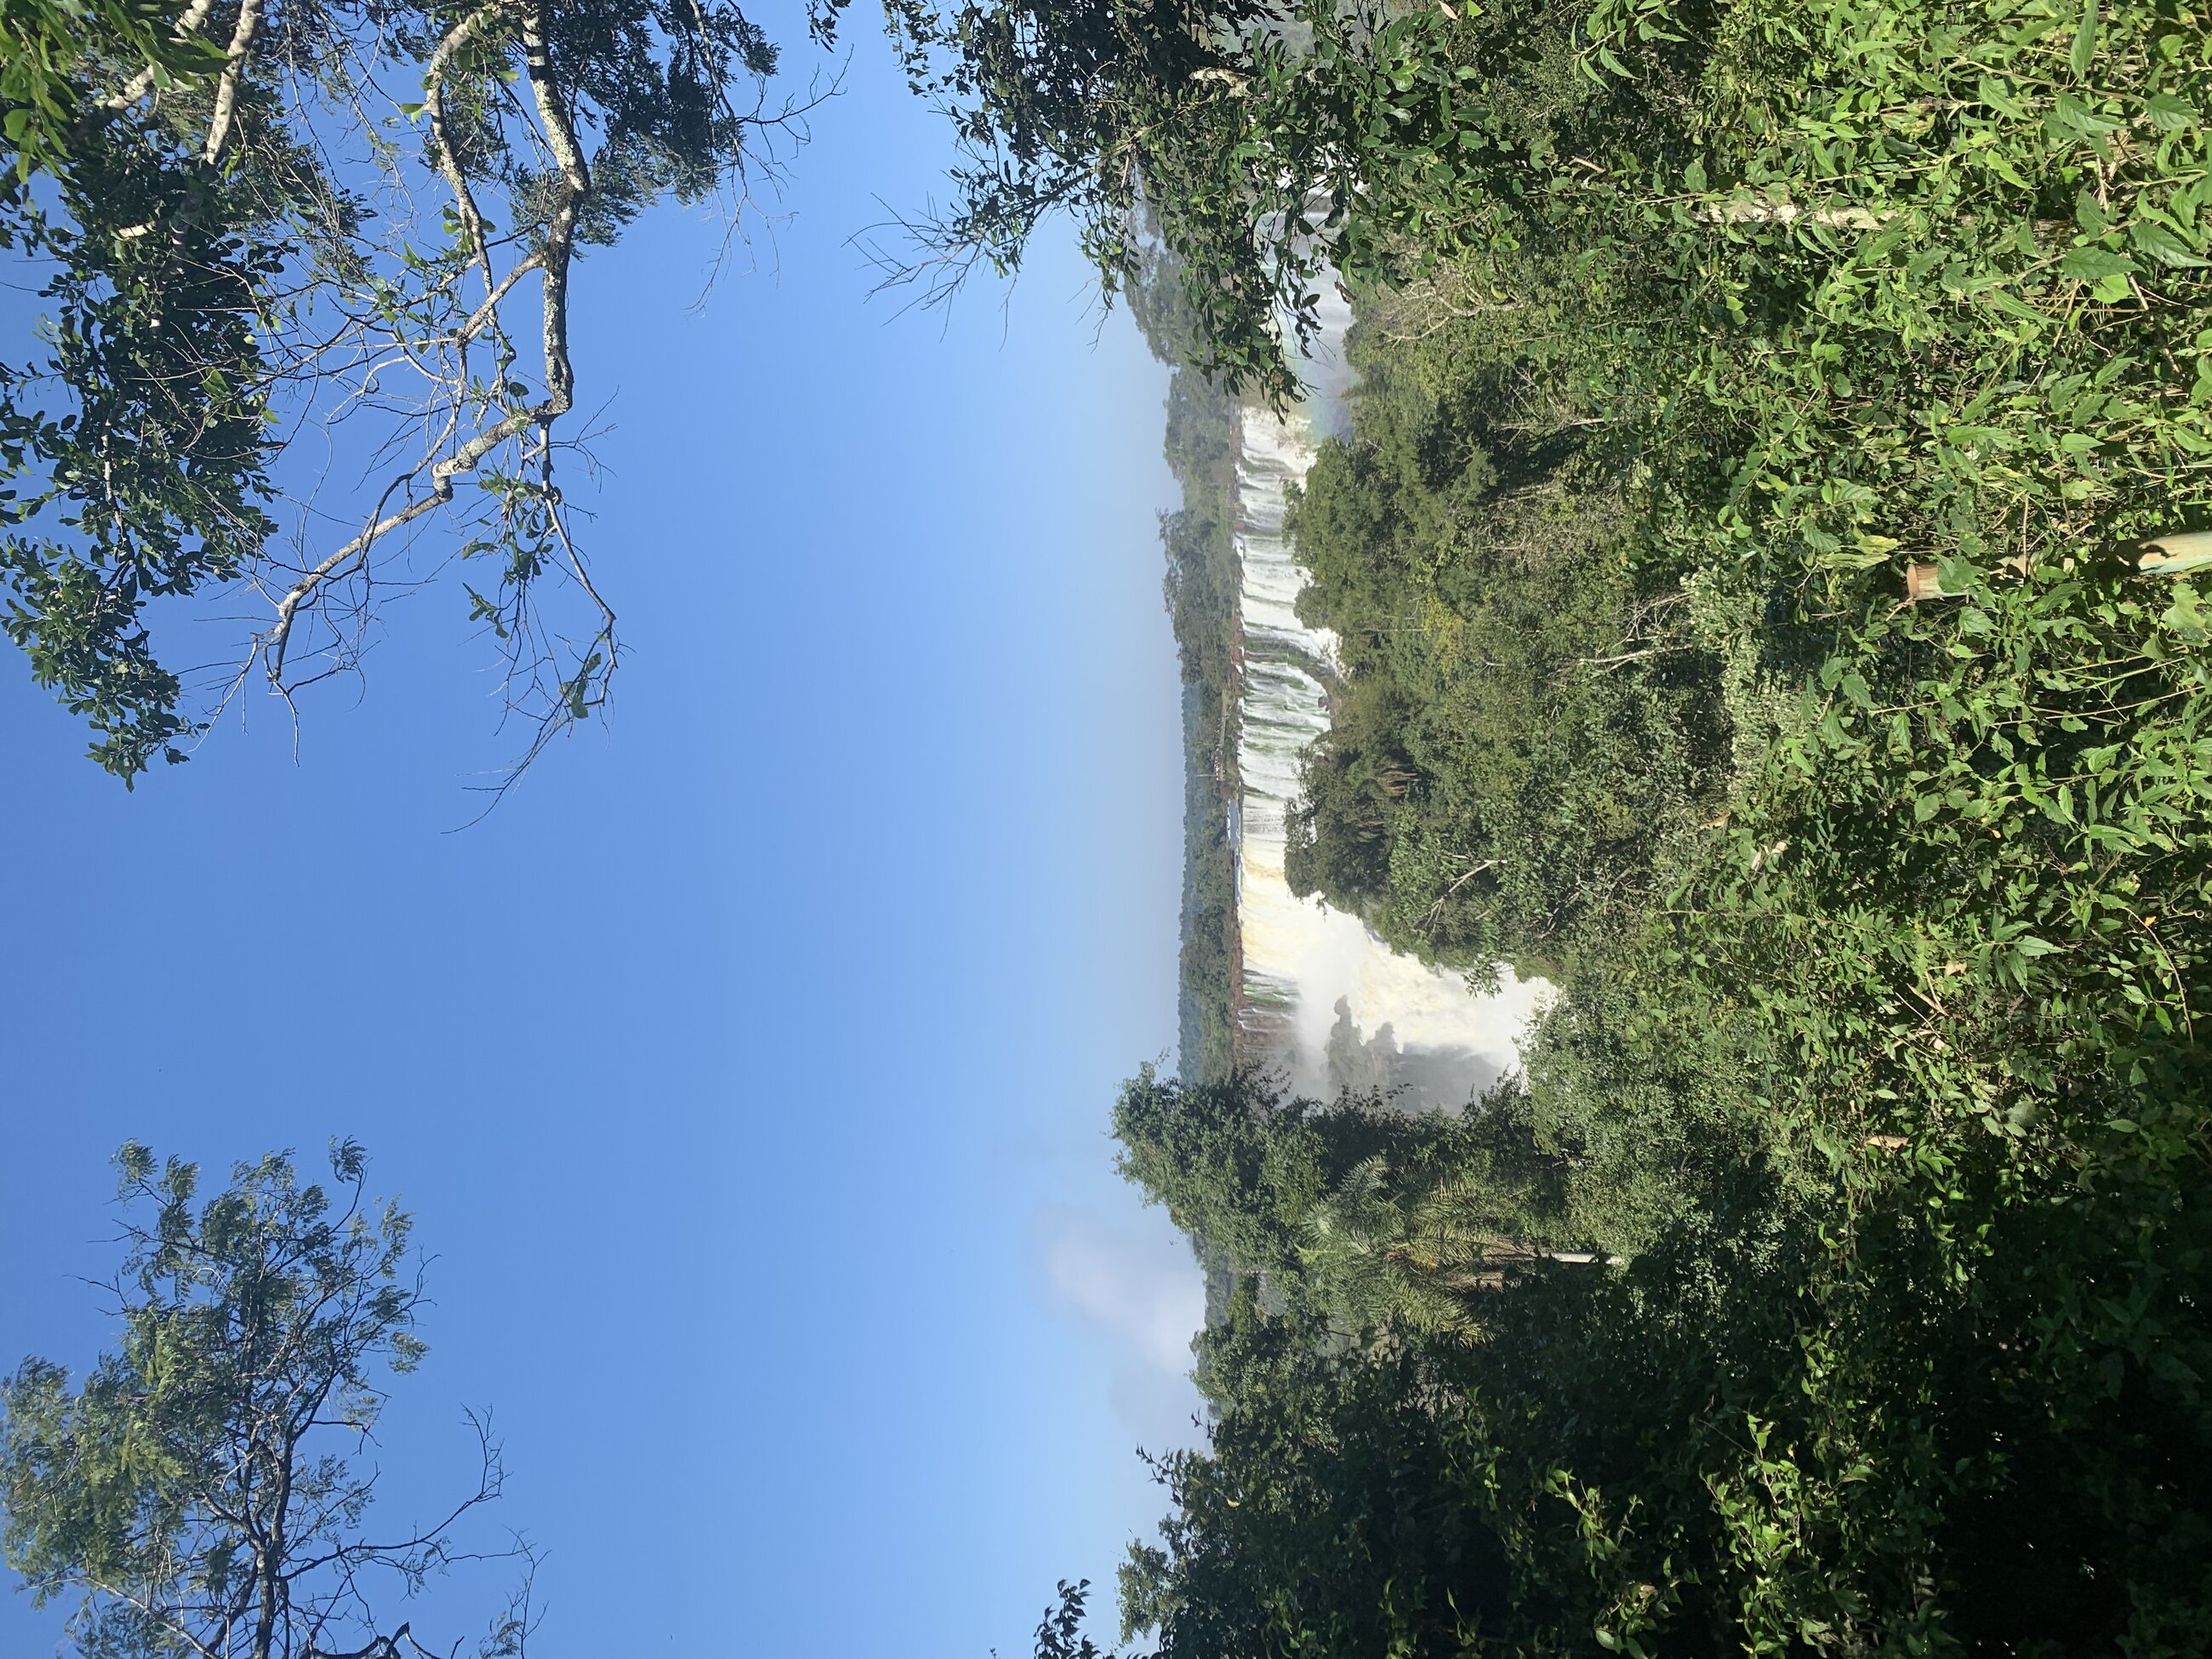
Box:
1029 0 2212 1649
1282 322 1728 981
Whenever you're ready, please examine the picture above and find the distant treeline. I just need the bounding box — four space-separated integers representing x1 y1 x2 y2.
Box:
1131 246 1244 1090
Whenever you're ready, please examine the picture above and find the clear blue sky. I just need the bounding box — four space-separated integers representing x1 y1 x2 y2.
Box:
0 13 1208 1656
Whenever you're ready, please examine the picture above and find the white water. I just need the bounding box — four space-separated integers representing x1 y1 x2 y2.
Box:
1230 312 1545 1109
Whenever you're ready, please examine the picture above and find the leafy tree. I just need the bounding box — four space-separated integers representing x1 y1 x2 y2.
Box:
1114 1065 1617 1331
831 0 1666 401
1028 1580 1114 1659
1106 1021 2212 1651
1 0 818 785
0 1142 532 1659
1122 1291 1514 1659
1281 316 1731 980
827 0 1451 398
1111 1065 1415 1281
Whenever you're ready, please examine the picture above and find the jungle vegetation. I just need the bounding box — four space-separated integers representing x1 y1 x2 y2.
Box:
900 0 2212 1648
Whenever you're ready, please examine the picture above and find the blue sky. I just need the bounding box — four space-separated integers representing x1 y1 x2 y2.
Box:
0 14 1210 1657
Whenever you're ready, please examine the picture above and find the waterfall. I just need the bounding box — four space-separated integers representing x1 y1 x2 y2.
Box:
1230 311 1544 1110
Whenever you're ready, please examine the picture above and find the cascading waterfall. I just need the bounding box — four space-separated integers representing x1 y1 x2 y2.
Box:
1230 311 1544 1109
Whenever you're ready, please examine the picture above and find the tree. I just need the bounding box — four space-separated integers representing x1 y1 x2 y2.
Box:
1111 1064 1369 1281
0 1142 531 1659
1 0 823 786
1115 1064 1617 1337
822 0 1455 400
0 0 227 182
1120 1291 1514 1659
828 0 1651 402
1280 322 1730 981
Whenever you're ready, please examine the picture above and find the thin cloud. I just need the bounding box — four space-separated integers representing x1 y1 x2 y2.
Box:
1030 1201 1209 1451
1035 1202 1206 1375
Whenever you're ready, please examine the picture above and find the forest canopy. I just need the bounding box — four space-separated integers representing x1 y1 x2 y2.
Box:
1059 0 2212 1650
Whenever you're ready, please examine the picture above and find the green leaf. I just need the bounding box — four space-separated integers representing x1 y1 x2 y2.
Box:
464 584 510 639
1977 76 2030 120
1979 288 2046 322
2158 582 2205 636
2060 245 2131 281
2146 93 2198 131
2069 0 2098 75
2128 218 2209 267
2048 91 2123 140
